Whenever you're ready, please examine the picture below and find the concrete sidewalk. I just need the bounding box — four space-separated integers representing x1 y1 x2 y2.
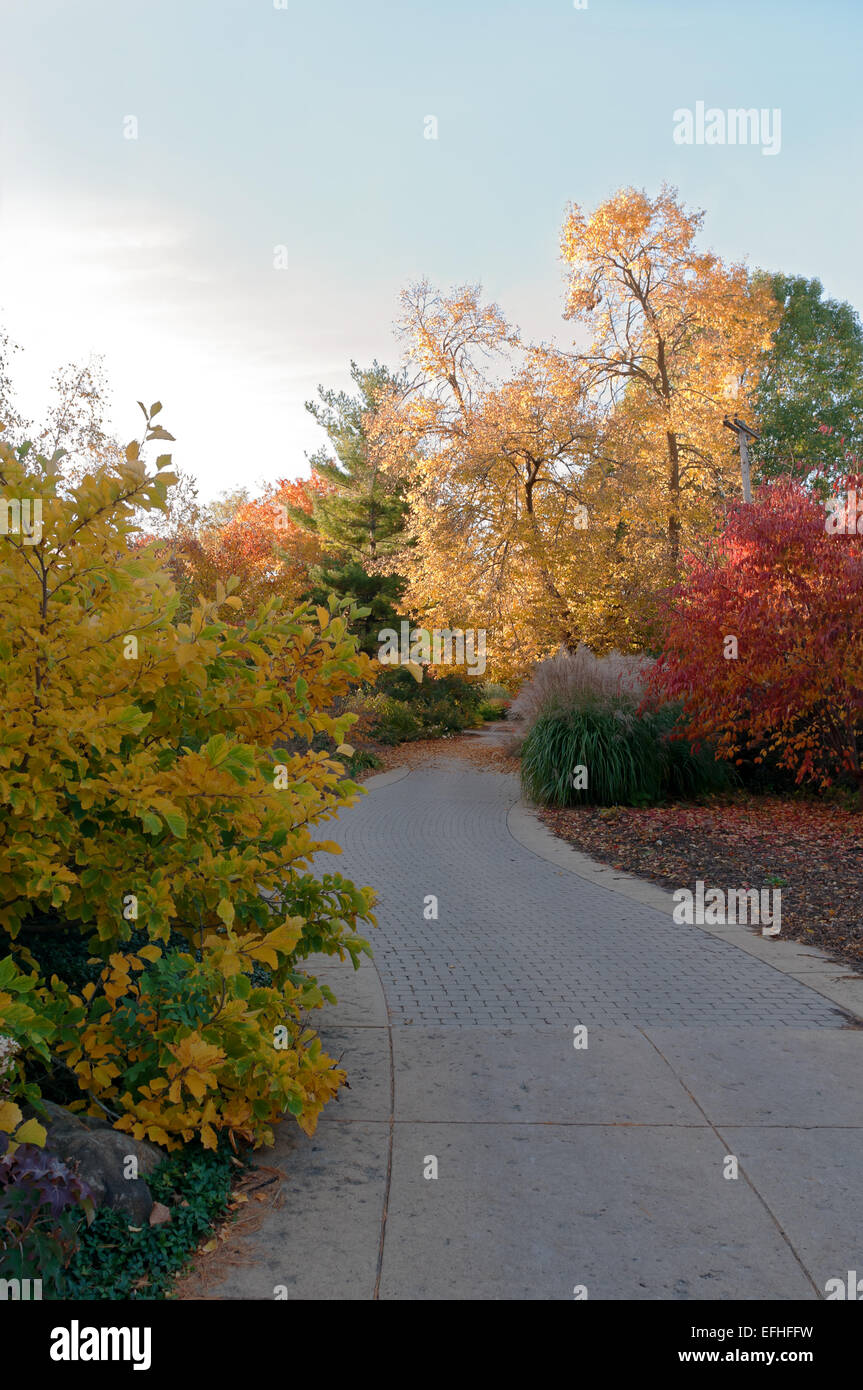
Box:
205 733 863 1300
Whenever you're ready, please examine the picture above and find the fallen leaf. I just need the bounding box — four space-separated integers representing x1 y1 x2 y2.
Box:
149 1202 172 1227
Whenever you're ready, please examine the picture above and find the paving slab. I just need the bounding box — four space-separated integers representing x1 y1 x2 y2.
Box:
312 759 844 1030
203 1120 389 1300
378 1123 816 1300
301 955 388 1028
392 1026 705 1125
644 1026 863 1127
317 1026 391 1123
719 1127 863 1298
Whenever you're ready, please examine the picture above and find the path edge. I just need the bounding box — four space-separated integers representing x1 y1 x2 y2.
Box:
507 798 863 1023
361 765 411 791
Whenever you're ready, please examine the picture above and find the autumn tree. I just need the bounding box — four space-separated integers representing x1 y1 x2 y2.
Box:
0 345 130 490
0 404 375 1152
560 185 778 584
0 327 26 441
369 190 780 676
0 332 202 566
372 283 613 676
179 475 328 618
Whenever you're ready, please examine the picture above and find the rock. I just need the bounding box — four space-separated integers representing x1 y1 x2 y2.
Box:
31 1101 164 1225
148 1201 172 1226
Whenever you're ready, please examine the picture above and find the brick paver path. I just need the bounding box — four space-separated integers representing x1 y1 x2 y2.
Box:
330 755 840 1030
206 730 863 1300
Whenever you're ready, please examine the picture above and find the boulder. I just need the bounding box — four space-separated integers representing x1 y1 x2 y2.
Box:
31 1101 164 1225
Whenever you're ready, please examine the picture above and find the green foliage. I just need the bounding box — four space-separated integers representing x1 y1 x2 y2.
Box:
31 929 354 1152
477 698 507 721
520 703 735 808
293 361 409 562
354 668 487 745
291 360 416 667
341 748 382 776
360 694 423 745
63 1143 236 1300
308 559 405 655
752 272 863 480
376 666 484 714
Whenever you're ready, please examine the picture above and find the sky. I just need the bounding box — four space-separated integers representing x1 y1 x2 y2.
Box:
1 0 861 502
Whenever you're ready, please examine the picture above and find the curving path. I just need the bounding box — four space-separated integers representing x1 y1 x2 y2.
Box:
208 728 863 1301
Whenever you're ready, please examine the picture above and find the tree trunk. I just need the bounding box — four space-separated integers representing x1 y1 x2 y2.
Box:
667 428 681 577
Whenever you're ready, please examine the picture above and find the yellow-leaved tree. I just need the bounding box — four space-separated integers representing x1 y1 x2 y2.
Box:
370 283 612 679
373 188 779 676
560 183 779 587
0 405 376 1150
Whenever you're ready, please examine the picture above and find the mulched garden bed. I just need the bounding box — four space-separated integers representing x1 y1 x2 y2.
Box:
539 797 863 974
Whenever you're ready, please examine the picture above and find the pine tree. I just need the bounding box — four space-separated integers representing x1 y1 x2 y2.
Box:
292 362 411 649
292 361 409 561
307 560 406 655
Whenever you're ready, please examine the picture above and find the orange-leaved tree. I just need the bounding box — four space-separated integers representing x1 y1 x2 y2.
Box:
178 473 330 617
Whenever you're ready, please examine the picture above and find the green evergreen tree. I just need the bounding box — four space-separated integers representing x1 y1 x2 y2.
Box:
292 361 409 561
307 560 406 656
292 362 411 654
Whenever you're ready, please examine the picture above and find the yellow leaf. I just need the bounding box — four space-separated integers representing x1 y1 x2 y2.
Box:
0 1101 23 1134
250 946 278 970
184 1072 208 1101
173 643 196 668
262 920 303 954
217 898 235 927
201 1123 218 1151
14 1117 47 1146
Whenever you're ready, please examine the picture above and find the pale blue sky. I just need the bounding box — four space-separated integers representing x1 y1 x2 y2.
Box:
1 0 860 499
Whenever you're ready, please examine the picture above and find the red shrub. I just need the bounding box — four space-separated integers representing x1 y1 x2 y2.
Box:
650 478 863 789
